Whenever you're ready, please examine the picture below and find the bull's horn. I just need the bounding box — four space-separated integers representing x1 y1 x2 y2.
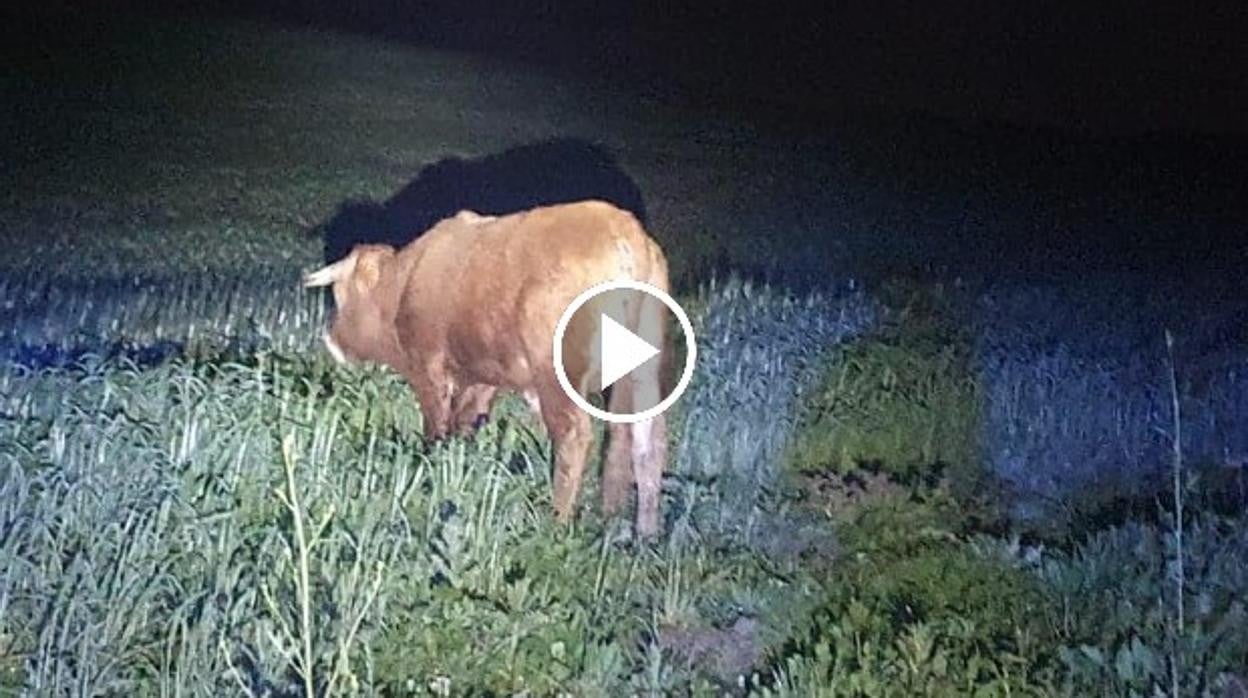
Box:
303 254 356 288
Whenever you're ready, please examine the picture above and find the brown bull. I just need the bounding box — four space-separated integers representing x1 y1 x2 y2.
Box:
303 200 670 537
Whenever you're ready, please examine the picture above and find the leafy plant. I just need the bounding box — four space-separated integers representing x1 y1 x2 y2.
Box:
756 489 1060 697
1038 516 1248 696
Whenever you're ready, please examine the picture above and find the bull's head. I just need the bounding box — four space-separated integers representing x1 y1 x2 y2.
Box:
303 244 399 366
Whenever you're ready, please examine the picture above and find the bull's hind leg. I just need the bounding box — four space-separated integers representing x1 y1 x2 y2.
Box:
602 384 634 517
632 414 668 538
630 291 669 538
537 382 594 525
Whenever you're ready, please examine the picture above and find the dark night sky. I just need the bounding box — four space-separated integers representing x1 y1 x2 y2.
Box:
207 0 1247 136
6 0 1245 136
752 0 1245 135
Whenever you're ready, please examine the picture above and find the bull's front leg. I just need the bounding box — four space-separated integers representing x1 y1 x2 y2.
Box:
403 361 453 441
536 382 593 525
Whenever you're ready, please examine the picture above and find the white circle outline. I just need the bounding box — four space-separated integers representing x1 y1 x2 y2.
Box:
553 280 697 424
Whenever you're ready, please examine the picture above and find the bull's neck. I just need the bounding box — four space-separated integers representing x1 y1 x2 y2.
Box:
374 278 407 370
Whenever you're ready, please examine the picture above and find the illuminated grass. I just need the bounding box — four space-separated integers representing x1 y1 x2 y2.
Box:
0 280 875 694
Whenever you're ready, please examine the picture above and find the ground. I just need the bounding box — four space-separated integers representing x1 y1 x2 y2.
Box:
1 12 1247 696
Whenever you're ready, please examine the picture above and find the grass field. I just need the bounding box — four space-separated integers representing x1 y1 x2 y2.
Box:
2 12 1247 696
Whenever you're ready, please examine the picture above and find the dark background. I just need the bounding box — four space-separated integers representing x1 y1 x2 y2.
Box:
9 0 1246 137
5 0 1245 281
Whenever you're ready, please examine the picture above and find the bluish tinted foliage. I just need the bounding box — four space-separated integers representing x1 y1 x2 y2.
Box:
672 278 875 547
973 278 1248 525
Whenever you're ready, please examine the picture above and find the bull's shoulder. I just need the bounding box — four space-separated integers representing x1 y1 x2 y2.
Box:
401 212 496 257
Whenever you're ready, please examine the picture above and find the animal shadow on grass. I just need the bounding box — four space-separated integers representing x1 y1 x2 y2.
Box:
314 137 648 264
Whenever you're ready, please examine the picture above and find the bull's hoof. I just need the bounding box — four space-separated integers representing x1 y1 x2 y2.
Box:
634 515 662 540
552 505 577 527
421 427 452 445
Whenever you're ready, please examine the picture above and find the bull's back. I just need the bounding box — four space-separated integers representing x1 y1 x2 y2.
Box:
502 200 661 285
397 200 667 390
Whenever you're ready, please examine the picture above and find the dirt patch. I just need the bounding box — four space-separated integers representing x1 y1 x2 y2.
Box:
659 616 762 687
796 468 913 516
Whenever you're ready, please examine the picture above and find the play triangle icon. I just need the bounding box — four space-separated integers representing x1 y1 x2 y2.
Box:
600 313 661 391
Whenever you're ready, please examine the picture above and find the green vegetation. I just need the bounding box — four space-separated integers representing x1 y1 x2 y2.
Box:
787 281 982 490
1037 514 1248 696
757 469 1248 697
769 275 1248 696
758 483 1060 696
0 347 818 694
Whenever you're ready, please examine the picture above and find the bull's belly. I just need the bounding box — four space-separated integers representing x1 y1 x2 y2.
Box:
451 360 543 426
454 354 535 392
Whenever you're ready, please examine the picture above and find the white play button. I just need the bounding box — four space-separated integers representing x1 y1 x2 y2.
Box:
553 279 697 423
599 314 661 391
